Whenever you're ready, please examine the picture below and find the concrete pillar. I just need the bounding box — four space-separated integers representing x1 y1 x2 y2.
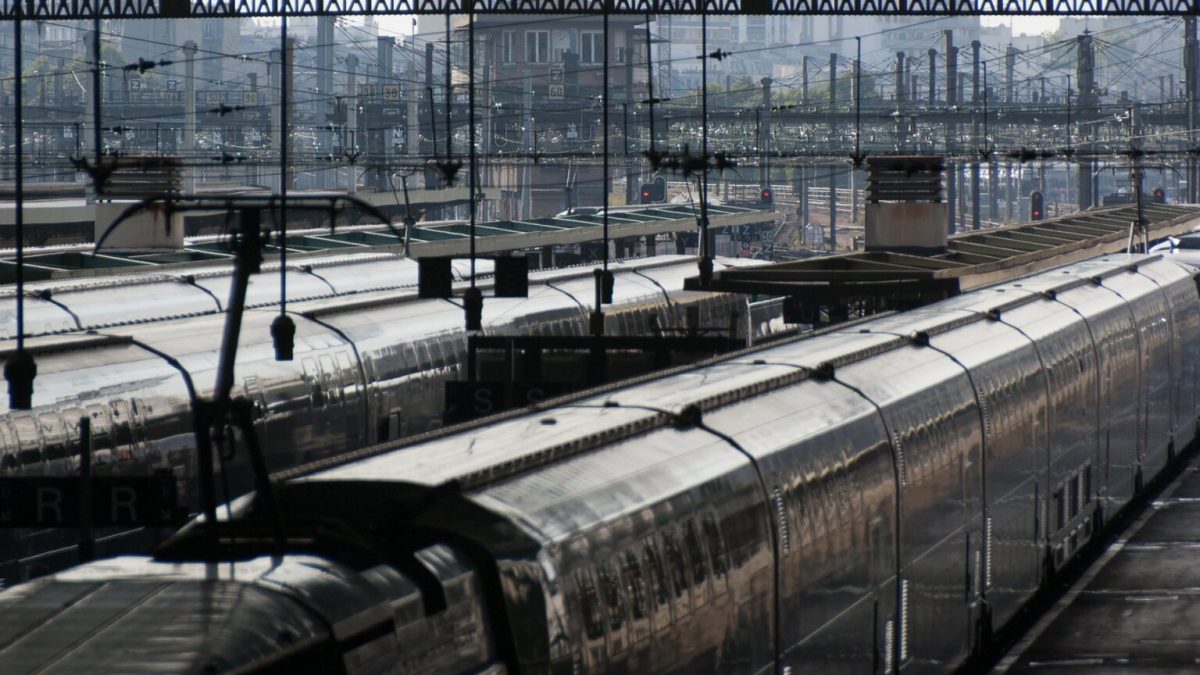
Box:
268 48 281 193
1006 161 1015 222
799 165 809 229
1186 17 1198 202
761 78 772 190
522 74 533 220
946 161 956 234
829 166 838 251
972 40 981 230
989 162 999 223
1077 32 1096 210
377 36 396 191
829 53 838 109
283 38 295 194
182 41 197 195
928 48 937 105
945 30 956 105
345 54 359 194
802 56 810 105
317 16 335 188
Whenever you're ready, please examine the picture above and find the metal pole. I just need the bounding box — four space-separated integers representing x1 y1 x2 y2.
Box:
972 40 981 230
855 37 862 162
78 416 93 563
6 8 36 413
92 16 101 182
183 42 197 194
15 14 23 352
698 12 711 282
445 15 452 162
603 9 610 279
469 12 477 284
280 19 289 312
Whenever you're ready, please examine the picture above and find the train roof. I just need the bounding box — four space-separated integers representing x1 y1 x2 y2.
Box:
285 254 1192 495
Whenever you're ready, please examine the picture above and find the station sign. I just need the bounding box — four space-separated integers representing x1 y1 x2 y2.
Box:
0 475 184 528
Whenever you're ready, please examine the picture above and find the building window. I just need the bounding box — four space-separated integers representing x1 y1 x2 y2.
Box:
526 30 550 64
501 31 514 64
581 31 604 64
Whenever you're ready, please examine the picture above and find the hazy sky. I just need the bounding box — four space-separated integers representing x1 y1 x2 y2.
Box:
373 14 1064 40
982 16 1062 36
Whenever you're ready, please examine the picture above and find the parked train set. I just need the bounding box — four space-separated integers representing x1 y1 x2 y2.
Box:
0 251 1195 673
0 255 783 575
0 251 487 340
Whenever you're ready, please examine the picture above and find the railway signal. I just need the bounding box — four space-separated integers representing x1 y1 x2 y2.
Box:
1153 186 1166 203
1030 190 1044 221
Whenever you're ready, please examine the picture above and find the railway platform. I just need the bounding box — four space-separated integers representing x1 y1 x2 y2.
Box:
997 452 1200 672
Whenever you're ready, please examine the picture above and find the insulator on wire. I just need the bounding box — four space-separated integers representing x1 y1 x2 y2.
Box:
271 314 296 361
5 349 37 410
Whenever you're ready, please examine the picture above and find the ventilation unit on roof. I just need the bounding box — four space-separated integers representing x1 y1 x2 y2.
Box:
864 155 947 255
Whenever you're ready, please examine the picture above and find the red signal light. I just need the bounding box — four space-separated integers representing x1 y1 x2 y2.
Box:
1030 191 1044 221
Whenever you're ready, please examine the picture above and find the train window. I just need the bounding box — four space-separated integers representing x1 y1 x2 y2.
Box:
60 409 83 448
701 513 728 580
319 355 340 403
684 519 709 590
641 540 670 620
576 572 605 641
1054 487 1065 531
128 400 149 447
37 413 67 461
415 342 433 372
597 561 626 653
13 415 41 465
0 421 15 469
662 530 691 616
624 550 652 638
436 339 452 370
302 357 325 406
400 346 417 375
361 355 378 383
620 553 646 621
110 400 135 458
336 352 356 395
1070 474 1080 519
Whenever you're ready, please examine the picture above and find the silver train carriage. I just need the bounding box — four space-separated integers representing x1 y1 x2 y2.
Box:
0 252 487 339
0 253 1195 674
0 256 776 483
0 256 781 572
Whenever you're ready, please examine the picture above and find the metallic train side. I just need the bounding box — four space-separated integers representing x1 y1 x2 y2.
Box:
0 256 778 575
0 253 1195 674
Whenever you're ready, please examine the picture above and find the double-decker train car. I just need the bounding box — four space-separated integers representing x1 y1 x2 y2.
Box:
0 255 782 577
0 252 483 339
0 253 1194 674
